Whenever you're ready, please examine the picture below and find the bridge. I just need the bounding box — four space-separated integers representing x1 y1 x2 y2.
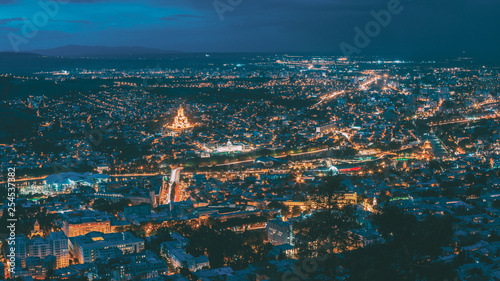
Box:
428 112 499 126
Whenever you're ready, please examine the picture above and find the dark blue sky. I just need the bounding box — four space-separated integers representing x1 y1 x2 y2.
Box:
1 0 499 60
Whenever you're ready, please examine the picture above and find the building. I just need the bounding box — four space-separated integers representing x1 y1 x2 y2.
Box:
62 212 112 237
49 231 70 269
30 220 44 238
95 247 124 262
307 191 357 209
214 140 253 154
338 192 358 207
13 231 69 278
26 256 55 279
267 218 294 246
130 252 168 279
350 229 385 248
255 156 289 167
96 164 110 174
316 123 336 134
0 261 4 280
43 172 110 193
161 233 209 272
53 264 98 280
14 235 28 269
69 231 145 264
124 203 151 217
95 251 167 280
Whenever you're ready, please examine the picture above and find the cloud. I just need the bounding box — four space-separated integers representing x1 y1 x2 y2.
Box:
0 26 18 31
174 14 205 18
0 0 17 4
0 17 25 25
159 14 205 21
49 19 91 24
61 0 110 3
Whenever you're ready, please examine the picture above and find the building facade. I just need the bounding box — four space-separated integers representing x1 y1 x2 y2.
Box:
13 231 69 275
63 218 111 238
161 233 209 272
267 219 294 246
69 232 145 264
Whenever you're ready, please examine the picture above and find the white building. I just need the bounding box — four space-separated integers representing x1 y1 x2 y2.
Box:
267 218 294 246
14 231 69 270
69 232 144 264
214 140 252 154
43 172 110 193
161 233 209 272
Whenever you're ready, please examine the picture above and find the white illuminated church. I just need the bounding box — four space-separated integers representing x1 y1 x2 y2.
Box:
169 107 192 130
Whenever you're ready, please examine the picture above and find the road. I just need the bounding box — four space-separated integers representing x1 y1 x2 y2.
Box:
427 132 451 158
309 75 380 109
310 90 345 109
166 167 182 204
429 113 500 126
215 148 330 167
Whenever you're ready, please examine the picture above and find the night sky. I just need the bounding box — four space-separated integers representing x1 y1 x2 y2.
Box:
1 0 499 60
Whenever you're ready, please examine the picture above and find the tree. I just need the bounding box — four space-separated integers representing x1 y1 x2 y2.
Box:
291 206 301 217
44 269 54 281
308 174 348 210
493 200 500 209
179 266 198 280
466 186 482 198
429 160 441 171
92 198 131 214
341 205 455 281
465 173 476 184
185 225 272 270
289 174 360 280
267 201 290 217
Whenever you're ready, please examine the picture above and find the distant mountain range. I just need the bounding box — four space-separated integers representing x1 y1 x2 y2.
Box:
0 52 42 58
28 45 182 57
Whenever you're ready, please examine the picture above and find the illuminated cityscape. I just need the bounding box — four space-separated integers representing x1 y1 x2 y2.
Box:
168 107 193 131
0 1 500 281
